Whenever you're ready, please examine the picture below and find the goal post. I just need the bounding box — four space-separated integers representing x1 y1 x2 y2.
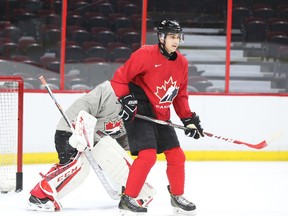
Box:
0 76 23 193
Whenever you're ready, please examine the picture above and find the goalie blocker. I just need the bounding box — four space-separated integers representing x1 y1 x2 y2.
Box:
28 111 156 211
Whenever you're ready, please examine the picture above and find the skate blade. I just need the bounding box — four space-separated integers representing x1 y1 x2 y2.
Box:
26 202 55 212
173 207 196 215
119 209 146 216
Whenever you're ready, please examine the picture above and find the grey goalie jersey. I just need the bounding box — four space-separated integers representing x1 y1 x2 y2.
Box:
57 81 126 142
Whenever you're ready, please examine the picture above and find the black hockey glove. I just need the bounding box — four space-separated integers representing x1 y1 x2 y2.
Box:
119 94 138 122
181 112 204 139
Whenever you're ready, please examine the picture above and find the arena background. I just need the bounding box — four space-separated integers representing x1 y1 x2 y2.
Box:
0 0 287 163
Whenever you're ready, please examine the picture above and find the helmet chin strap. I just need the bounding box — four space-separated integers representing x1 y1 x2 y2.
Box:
158 42 177 60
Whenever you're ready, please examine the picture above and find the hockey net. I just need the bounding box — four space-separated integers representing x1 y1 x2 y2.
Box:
0 76 23 193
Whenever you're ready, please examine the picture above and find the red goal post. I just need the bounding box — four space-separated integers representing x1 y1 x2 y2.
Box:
0 76 23 193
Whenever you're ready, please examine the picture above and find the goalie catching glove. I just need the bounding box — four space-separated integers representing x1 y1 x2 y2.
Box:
181 112 204 139
118 94 138 122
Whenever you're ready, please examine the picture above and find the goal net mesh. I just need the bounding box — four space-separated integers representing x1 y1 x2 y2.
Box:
0 78 23 192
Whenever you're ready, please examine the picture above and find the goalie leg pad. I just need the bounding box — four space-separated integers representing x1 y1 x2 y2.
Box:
46 152 90 200
92 136 157 206
30 152 90 208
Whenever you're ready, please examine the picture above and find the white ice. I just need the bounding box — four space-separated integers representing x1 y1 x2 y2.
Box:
0 161 288 216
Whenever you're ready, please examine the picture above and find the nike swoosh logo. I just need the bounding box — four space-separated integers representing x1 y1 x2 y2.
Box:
155 64 161 68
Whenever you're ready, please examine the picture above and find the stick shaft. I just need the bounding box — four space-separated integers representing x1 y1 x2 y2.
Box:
39 76 73 129
135 114 267 149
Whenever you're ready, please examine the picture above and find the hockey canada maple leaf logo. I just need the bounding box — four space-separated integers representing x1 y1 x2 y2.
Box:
155 77 179 103
104 120 123 136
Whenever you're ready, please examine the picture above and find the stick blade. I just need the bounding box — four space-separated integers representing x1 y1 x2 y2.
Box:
248 140 267 149
204 132 268 149
234 140 268 149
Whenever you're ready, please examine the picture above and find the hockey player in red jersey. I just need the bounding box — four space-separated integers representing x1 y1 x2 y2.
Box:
111 19 205 214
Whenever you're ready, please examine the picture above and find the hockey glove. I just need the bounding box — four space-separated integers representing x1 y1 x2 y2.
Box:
119 94 138 122
181 112 204 139
69 132 88 152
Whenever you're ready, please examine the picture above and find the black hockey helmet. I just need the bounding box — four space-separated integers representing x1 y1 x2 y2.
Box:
157 19 182 34
157 19 184 41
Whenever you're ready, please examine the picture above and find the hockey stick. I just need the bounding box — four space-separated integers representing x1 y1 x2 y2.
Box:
39 76 119 200
135 114 267 149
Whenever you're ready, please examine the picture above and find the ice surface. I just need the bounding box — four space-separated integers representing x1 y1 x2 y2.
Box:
0 161 287 216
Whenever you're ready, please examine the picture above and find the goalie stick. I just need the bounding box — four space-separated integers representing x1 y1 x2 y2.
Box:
39 76 119 200
135 114 267 150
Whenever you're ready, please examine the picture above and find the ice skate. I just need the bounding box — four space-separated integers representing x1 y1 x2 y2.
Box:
27 195 62 212
118 194 147 215
168 186 196 215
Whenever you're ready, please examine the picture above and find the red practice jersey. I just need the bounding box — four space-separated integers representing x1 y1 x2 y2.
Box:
111 44 193 121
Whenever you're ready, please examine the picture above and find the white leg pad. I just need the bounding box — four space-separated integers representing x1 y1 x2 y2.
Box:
42 152 90 200
91 136 157 206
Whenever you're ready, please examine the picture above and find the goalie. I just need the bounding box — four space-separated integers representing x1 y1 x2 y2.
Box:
27 80 156 212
